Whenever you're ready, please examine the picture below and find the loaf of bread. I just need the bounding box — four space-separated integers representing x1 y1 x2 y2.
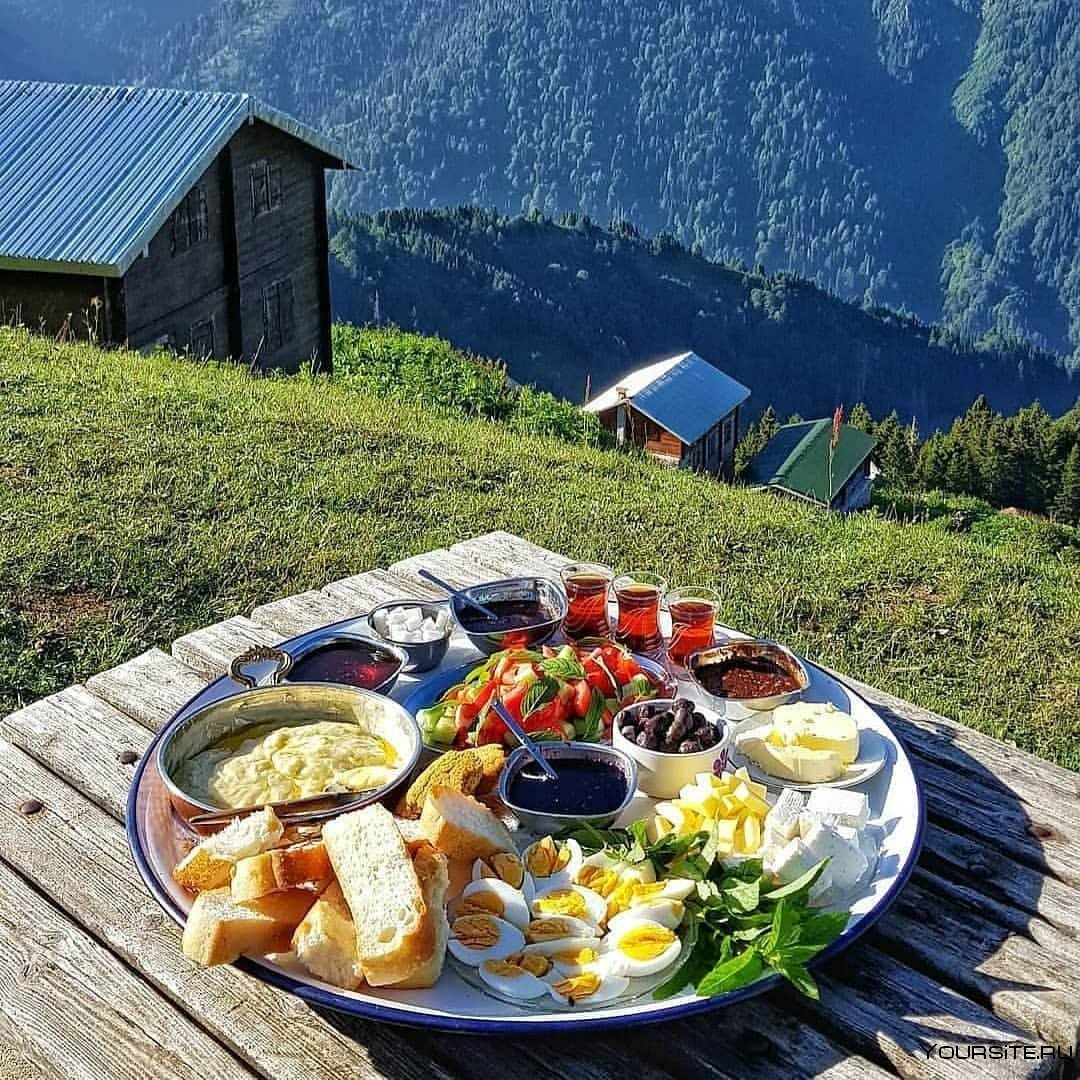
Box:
231 840 332 901
173 807 285 892
419 786 515 859
322 804 435 986
181 887 315 967
291 880 365 989
390 841 449 989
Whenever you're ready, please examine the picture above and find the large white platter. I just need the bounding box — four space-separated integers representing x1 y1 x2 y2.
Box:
128 613 925 1033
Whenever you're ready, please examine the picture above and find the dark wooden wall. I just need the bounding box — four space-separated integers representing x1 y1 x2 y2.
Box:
123 157 232 359
228 122 330 372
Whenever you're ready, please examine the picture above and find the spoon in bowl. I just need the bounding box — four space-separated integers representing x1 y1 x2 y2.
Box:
418 568 501 621
491 699 558 781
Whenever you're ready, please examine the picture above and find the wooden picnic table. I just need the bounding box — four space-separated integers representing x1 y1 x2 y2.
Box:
0 530 1076 1080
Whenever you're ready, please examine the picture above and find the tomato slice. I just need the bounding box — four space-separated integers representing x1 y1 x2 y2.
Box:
571 679 592 718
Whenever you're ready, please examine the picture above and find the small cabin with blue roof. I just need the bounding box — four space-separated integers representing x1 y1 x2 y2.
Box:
0 81 353 370
582 351 751 477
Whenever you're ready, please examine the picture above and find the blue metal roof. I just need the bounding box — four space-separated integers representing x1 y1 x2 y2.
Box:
615 352 750 444
0 81 354 277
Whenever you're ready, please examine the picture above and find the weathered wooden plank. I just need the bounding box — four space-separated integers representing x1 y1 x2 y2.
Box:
85 648 206 733
869 876 1080 1052
920 823 1079 940
1 686 149 819
0 737 453 1080
171 615 280 680
322 567 441 607
0 855 253 1080
388 549 493 592
810 945 1057 1080
249 588 359 638
447 534 567 582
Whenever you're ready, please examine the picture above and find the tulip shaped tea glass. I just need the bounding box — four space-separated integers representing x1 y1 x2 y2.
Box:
665 585 720 666
560 563 614 640
613 571 667 657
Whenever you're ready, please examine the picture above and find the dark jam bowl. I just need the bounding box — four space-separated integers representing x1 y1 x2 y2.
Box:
451 576 567 656
283 633 406 694
498 741 638 835
686 638 809 713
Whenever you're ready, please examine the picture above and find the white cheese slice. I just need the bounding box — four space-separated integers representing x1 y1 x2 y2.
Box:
805 788 870 830
737 736 845 783
764 787 805 845
801 822 868 893
764 837 817 883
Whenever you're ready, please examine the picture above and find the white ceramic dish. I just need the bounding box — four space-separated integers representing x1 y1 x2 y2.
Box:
128 611 924 1032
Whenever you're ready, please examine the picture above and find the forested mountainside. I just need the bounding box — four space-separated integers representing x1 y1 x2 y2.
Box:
5 1 1076 369
328 208 1076 434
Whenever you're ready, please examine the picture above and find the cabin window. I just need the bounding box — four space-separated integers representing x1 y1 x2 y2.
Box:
722 415 735 447
188 316 215 359
169 186 209 255
249 159 283 218
261 277 295 351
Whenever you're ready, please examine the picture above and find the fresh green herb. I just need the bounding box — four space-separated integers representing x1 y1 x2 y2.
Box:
565 822 847 1001
520 675 559 717
541 657 586 679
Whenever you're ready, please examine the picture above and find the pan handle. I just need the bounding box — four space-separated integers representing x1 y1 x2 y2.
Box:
228 645 294 689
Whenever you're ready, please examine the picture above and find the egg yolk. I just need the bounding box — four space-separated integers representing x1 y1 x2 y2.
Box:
576 866 620 897
460 892 505 918
534 889 587 919
482 958 528 978
452 915 501 950
516 953 552 977
555 946 599 965
525 836 571 877
630 882 667 903
616 925 677 960
527 918 576 942
605 880 639 919
489 853 525 889
552 972 602 1002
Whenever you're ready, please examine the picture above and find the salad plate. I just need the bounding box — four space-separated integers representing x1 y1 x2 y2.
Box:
127 608 925 1033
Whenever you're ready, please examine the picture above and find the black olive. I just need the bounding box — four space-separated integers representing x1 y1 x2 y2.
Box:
692 711 706 726
635 731 652 748
667 712 691 744
642 716 660 735
645 732 661 750
679 739 703 753
620 725 637 740
697 727 718 748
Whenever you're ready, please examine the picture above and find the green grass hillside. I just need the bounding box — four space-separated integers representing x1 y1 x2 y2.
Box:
1 327 1077 768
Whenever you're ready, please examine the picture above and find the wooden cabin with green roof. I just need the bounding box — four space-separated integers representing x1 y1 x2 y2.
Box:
746 420 877 512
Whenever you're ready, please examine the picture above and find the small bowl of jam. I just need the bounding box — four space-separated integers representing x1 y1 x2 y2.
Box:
498 741 638 835
284 633 407 694
686 639 809 713
451 577 567 656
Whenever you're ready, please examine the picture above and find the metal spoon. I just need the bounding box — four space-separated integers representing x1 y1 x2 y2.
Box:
491 699 559 781
418 568 502 621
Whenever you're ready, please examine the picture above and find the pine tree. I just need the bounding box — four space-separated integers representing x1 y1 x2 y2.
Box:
848 402 873 433
1053 444 1080 524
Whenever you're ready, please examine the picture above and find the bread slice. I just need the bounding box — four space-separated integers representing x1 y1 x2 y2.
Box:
395 751 484 819
291 881 365 989
419 786 515 860
393 816 427 845
322 804 434 986
181 887 315 967
231 841 332 901
173 807 285 892
391 841 449 989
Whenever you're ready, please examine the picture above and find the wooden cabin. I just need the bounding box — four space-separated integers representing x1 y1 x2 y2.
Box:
583 352 751 477
0 81 354 372
746 420 877 512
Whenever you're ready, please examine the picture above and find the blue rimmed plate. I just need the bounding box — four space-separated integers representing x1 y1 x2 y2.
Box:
126 616 924 1032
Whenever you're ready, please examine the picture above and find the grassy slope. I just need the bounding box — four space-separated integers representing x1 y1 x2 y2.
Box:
0 328 1077 768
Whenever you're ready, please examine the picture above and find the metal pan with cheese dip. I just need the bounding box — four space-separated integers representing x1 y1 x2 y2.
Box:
157 645 421 826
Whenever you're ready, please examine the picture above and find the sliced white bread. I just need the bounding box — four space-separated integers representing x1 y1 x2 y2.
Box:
391 841 449 989
322 804 434 987
173 807 285 891
419 786 515 860
231 840 332 901
292 880 365 990
181 887 315 967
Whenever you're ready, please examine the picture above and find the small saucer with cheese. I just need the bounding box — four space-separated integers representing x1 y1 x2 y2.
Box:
731 701 888 789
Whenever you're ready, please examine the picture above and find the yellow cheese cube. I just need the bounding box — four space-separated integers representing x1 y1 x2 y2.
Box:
718 794 741 817
740 814 762 854
712 818 739 846
742 791 772 818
